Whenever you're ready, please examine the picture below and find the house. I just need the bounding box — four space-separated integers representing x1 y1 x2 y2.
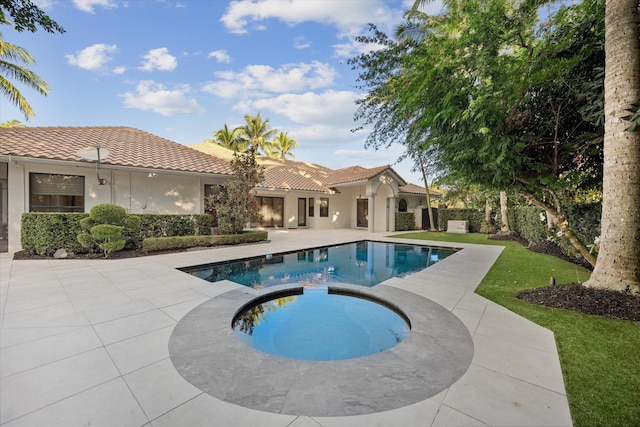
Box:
0 127 439 253
190 143 440 233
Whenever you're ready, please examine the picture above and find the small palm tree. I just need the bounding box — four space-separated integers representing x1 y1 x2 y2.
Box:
0 23 49 121
207 124 246 152
237 113 279 156
271 131 298 160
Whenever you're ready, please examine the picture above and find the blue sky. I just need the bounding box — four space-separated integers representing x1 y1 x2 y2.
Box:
1 0 446 185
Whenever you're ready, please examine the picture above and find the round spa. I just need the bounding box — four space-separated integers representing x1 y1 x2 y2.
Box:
231 287 411 361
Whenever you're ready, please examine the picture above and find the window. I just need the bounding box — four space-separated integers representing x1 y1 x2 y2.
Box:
30 173 84 212
399 199 408 212
319 197 329 217
308 197 314 217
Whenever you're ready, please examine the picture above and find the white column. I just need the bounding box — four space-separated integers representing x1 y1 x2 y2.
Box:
368 194 375 233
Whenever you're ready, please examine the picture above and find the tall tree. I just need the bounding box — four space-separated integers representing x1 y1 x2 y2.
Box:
351 0 605 266
585 0 640 293
271 131 298 160
0 22 49 120
208 124 246 152
237 113 279 156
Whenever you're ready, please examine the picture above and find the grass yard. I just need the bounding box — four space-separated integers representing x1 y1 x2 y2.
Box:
394 232 640 427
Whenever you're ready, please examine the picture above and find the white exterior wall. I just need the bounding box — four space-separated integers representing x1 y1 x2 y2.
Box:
4 159 225 252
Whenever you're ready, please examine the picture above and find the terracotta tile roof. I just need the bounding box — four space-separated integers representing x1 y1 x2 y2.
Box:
399 182 442 197
257 158 334 192
188 142 237 161
324 165 407 186
0 126 233 175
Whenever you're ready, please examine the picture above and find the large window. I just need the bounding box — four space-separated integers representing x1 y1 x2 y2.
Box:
254 196 284 227
319 197 329 217
30 173 84 212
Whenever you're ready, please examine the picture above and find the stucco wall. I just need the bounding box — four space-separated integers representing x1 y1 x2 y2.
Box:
4 160 224 252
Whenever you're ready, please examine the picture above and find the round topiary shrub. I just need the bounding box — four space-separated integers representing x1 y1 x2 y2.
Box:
90 204 127 225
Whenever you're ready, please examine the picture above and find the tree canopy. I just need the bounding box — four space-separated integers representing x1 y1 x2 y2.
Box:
351 0 606 265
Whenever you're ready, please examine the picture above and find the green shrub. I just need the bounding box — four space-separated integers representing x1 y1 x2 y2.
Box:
509 205 547 243
395 212 415 231
21 213 88 256
90 204 126 225
90 224 126 257
564 203 601 247
142 230 268 252
78 204 132 256
137 214 211 242
439 209 483 232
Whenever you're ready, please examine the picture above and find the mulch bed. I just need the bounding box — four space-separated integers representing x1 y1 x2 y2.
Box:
517 284 640 322
490 232 639 321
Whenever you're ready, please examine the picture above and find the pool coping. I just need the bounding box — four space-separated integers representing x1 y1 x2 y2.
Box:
169 282 474 416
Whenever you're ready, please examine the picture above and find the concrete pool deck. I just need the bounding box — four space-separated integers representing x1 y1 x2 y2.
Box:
0 229 572 426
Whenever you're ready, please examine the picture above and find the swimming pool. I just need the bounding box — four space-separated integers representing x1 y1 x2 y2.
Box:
180 240 457 288
232 286 411 361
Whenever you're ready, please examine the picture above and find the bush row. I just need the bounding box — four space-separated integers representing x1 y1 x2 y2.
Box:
21 212 212 256
440 203 600 246
438 209 484 233
142 230 268 252
395 212 416 231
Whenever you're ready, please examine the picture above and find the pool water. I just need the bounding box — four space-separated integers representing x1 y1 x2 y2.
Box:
232 287 411 361
180 240 457 288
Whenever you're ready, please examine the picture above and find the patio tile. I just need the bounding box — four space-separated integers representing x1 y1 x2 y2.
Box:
0 348 120 424
0 326 83 349
475 303 558 353
472 333 566 394
288 417 323 427
315 397 441 427
93 309 175 345
160 296 210 321
83 298 157 324
106 326 174 374
1 302 89 328
443 364 572 427
1 326 102 378
431 404 489 426
3 286 69 314
69 291 134 312
123 358 201 420
150 393 297 427
1 378 148 427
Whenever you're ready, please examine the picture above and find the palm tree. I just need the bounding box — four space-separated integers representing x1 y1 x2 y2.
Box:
585 0 640 293
271 131 298 160
207 124 246 152
237 113 279 156
0 23 49 121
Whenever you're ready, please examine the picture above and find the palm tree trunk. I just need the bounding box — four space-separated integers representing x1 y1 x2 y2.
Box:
418 155 436 231
585 0 640 293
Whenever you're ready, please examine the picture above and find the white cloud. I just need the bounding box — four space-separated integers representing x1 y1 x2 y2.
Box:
219 0 446 57
112 66 126 74
293 36 310 50
138 48 178 72
242 90 358 125
65 44 118 70
208 49 231 63
202 61 336 98
72 0 117 13
120 80 205 116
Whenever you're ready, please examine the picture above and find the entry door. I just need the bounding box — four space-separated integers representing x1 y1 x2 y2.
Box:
298 198 306 226
357 198 368 227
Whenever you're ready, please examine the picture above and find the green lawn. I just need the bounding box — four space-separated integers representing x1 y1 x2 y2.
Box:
394 232 640 427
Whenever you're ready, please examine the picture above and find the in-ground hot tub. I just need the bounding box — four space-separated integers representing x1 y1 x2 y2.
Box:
232 287 411 361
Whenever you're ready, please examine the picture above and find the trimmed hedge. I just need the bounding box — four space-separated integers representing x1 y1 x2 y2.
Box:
395 212 416 231
507 203 601 246
439 208 483 232
21 213 89 256
509 205 548 243
142 230 268 252
21 212 212 256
